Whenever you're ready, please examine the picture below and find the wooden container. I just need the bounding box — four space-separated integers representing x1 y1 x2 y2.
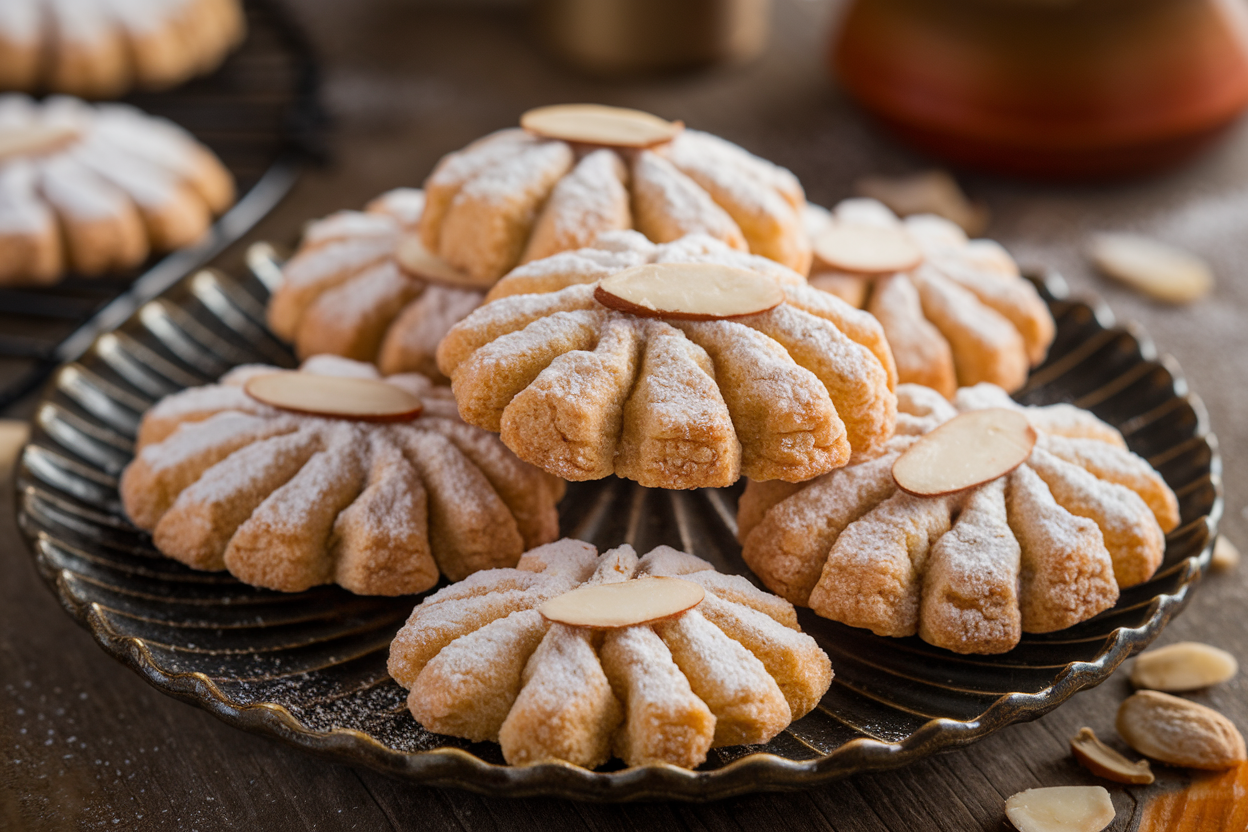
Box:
833 0 1248 178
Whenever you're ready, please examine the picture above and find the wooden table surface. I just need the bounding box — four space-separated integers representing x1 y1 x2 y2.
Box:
4 1 1248 829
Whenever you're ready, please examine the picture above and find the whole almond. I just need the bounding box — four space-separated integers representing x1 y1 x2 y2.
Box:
1004 786 1115 832
1070 727 1154 784
1117 691 1247 769
1130 642 1238 692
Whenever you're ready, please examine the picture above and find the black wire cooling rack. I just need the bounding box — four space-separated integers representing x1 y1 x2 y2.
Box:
0 0 325 413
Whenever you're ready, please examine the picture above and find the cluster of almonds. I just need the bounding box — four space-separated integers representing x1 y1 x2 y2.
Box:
1005 636 1244 832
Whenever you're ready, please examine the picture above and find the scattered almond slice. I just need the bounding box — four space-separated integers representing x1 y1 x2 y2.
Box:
892 408 1036 497
1070 727 1154 785
0 123 81 161
538 576 705 628
594 262 785 320
1004 786 1116 832
394 232 496 290
520 104 683 148
1117 690 1247 770
812 223 924 275
1089 233 1213 304
1130 642 1238 692
244 373 423 422
855 170 989 236
1211 537 1239 573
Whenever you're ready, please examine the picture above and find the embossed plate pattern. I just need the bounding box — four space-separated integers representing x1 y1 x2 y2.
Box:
14 263 1222 801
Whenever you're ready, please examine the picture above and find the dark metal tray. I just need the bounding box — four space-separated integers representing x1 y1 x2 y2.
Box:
13 262 1221 800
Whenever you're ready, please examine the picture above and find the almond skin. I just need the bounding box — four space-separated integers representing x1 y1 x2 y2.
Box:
1117 691 1247 770
1070 727 1154 785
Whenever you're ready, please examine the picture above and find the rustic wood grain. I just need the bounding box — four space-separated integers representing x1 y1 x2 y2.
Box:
4 0 1248 829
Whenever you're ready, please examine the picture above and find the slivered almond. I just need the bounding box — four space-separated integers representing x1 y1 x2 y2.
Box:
244 373 423 422
1069 727 1154 784
1212 537 1240 573
394 232 495 290
892 408 1036 496
520 104 682 148
538 577 704 628
594 262 784 320
1130 642 1237 692
1004 786 1116 832
812 223 923 275
1089 233 1213 304
1117 690 1247 770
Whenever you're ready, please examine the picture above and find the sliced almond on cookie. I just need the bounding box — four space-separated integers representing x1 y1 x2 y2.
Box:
520 104 682 148
892 408 1036 496
812 223 923 275
594 262 784 320
1004 786 1116 832
0 123 81 161
1070 727 1154 784
1089 233 1213 304
1130 642 1238 692
1117 690 1247 770
539 577 705 629
394 232 495 290
244 373 423 422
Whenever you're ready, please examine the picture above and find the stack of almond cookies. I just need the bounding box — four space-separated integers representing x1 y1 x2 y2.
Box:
120 104 1180 773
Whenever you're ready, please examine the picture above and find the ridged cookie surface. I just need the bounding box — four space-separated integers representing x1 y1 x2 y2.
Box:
740 383 1178 654
388 540 833 769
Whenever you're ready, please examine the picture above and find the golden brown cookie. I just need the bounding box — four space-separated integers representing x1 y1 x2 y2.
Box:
0 94 234 285
388 541 833 769
437 233 897 489
806 199 1055 396
740 382 1177 654
0 0 244 98
266 188 486 381
418 105 811 284
119 356 565 596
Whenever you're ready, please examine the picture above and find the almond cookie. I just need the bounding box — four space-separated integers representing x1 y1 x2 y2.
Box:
0 0 244 98
739 382 1178 654
266 188 485 381
388 540 833 769
417 104 811 286
0 93 234 285
119 356 565 596
805 199 1055 396
437 232 897 489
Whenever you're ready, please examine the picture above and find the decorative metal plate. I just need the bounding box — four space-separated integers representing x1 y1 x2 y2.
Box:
14 264 1221 801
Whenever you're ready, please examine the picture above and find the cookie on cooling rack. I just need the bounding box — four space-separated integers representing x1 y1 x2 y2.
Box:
804 199 1055 396
388 540 833 769
436 232 898 489
0 0 244 98
739 383 1178 654
0 94 234 285
119 356 564 596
